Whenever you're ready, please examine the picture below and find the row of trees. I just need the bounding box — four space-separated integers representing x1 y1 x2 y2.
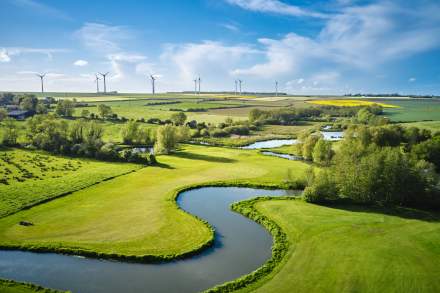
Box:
303 125 440 208
248 104 384 125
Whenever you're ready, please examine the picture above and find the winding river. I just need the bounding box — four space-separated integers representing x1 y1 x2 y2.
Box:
0 187 294 293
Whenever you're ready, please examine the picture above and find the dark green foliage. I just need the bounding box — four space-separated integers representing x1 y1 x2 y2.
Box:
305 126 440 208
0 278 64 293
55 100 75 117
411 135 440 172
170 111 187 125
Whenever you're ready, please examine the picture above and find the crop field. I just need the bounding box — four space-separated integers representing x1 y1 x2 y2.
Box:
307 99 399 108
0 148 142 217
80 99 250 123
379 99 440 122
238 199 440 293
0 144 308 257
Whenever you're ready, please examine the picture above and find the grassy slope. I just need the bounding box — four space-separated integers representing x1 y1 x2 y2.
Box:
0 279 64 293
239 200 440 293
0 144 308 257
0 148 141 218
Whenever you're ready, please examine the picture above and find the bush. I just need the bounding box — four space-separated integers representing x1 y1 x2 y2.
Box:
303 170 338 203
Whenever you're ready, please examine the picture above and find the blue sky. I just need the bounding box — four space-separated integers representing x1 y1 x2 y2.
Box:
0 0 439 94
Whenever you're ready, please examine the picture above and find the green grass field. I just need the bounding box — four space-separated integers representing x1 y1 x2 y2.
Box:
380 99 440 122
0 148 142 217
238 199 440 293
0 144 308 257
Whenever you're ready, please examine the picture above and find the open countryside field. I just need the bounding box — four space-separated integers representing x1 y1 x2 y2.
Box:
307 99 399 108
0 148 142 218
238 199 440 293
0 145 308 257
379 99 440 122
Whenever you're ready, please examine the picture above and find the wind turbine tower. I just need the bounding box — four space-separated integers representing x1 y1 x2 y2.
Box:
198 77 201 94
150 75 156 95
238 79 243 95
235 80 238 95
98 72 109 94
95 74 100 93
193 78 198 95
36 73 46 93
275 81 278 97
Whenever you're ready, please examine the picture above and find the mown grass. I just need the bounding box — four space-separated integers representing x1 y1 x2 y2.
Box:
307 99 399 108
0 279 64 293
0 144 309 258
0 148 142 218
233 199 440 293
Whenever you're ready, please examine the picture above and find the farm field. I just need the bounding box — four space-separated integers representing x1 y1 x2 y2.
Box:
0 144 308 257
0 148 142 217
239 199 440 293
380 99 440 122
307 99 399 108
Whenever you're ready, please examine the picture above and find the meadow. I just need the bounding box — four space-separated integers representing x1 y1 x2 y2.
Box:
0 148 141 218
0 144 308 258
234 199 440 293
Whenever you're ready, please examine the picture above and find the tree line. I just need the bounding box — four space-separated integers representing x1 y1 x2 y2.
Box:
303 125 440 208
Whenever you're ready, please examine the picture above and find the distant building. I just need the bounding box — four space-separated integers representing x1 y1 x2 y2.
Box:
7 110 32 120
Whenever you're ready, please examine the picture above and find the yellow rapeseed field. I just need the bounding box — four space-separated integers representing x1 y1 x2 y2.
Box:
307 99 399 108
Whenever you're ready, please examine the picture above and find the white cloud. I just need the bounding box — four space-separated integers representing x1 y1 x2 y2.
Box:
73 59 88 66
10 0 72 20
220 23 240 32
232 1 440 80
409 77 416 82
74 23 135 53
225 0 327 18
161 41 258 83
1 47 68 61
297 78 304 84
0 49 11 62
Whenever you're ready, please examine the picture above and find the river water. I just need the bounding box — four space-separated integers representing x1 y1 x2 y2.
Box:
0 187 292 293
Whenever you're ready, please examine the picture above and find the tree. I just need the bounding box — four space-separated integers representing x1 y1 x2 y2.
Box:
36 101 48 114
176 126 190 142
154 124 177 154
3 118 18 146
98 104 113 119
170 112 187 125
19 95 38 112
302 135 320 160
312 138 334 165
80 109 90 118
303 169 338 203
56 100 75 117
121 120 140 144
0 108 7 121
69 119 87 144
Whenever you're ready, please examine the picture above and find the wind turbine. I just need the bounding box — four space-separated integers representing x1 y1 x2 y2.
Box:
36 73 46 93
238 79 243 95
193 78 198 95
150 75 156 95
98 72 109 94
275 81 278 97
235 80 238 95
94 74 100 93
198 77 201 94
